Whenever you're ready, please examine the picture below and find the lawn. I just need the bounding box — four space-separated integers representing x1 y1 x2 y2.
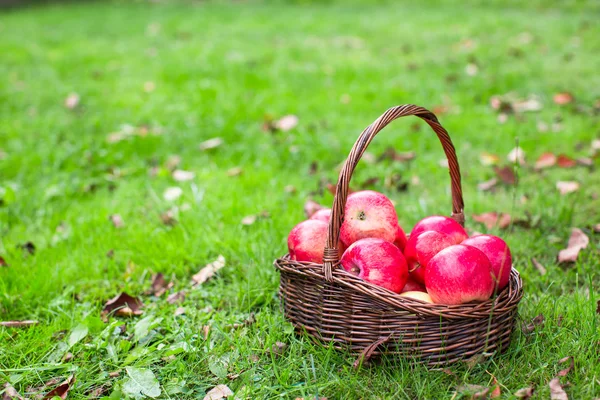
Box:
1 0 599 398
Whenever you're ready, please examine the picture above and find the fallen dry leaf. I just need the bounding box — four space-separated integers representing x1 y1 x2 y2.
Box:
438 158 449 168
531 257 547 275
479 152 500 166
472 212 512 230
64 93 80 109
2 383 25 400
456 384 489 399
88 384 110 398
43 375 75 400
494 166 517 184
284 185 296 194
594 224 600 233
203 384 233 400
199 137 223 151
558 228 589 263
167 291 185 304
192 255 226 286
522 314 544 333
19 242 35 255
553 92 574 105
165 155 181 170
507 147 526 165
465 62 479 76
556 181 580 195
432 105 450 116
268 341 288 356
549 356 574 400
304 200 325 218
478 178 498 192
202 325 210 340
109 214 124 229
102 293 143 318
514 387 534 399
163 187 183 201
149 273 172 297
576 157 593 167
535 152 557 169
556 155 577 168
379 148 416 163
274 115 299 131
0 320 39 328
490 375 501 398
174 307 186 316
227 167 243 177
308 161 318 175
241 210 270 226
224 313 256 330
596 300 599 315
160 209 177 226
172 169 195 182
108 371 121 378
0 256 7 267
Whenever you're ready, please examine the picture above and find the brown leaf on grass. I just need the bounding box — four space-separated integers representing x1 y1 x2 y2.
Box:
464 353 491 368
378 148 416 163
172 169 195 182
268 341 288 356
522 314 544 333
174 307 186 316
438 158 449 168
507 147 526 165
478 178 498 192
64 93 80 109
0 256 7 267
102 293 143 318
514 387 534 399
224 313 256 330
553 92 574 105
531 258 547 275
432 105 450 116
109 214 124 228
43 375 75 400
556 181 580 195
558 228 589 263
472 212 511 230
165 155 181 170
549 378 567 400
596 300 599 315
148 273 173 297
576 157 593 167
160 209 177 226
479 152 500 166
362 177 379 187
19 242 35 255
556 155 577 168
2 383 25 400
490 375 501 398
227 167 243 177
456 384 489 399
284 185 296 194
203 384 233 400
594 224 600 233
308 161 318 175
167 291 186 304
241 211 270 226
88 384 110 398
304 200 324 218
535 152 557 169
108 371 121 378
192 255 226 286
199 137 223 151
494 166 516 184
202 325 210 340
0 320 38 328
557 356 574 377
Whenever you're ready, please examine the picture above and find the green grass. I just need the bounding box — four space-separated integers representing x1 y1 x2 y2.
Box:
1 1 599 398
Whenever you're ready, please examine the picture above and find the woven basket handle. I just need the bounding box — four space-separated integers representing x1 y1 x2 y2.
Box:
323 104 464 281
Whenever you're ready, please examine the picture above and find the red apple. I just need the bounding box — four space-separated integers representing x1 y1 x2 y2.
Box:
400 291 433 303
340 238 408 293
425 244 494 305
287 220 328 263
310 208 332 223
400 276 426 293
340 190 399 247
410 215 468 245
393 224 408 251
462 235 512 291
404 230 455 284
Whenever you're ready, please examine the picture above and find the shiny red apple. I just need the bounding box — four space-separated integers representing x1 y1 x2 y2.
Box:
462 235 512 291
393 224 408 251
310 208 332 223
400 276 426 293
410 215 468 245
425 244 494 305
340 190 399 247
340 238 408 293
287 220 328 263
404 230 455 284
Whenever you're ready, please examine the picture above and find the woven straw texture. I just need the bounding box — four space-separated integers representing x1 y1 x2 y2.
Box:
274 104 523 366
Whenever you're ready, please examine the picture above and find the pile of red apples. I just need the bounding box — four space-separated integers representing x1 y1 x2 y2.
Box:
288 190 513 305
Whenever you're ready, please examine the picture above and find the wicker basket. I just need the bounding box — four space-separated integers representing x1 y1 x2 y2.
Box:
274 104 524 367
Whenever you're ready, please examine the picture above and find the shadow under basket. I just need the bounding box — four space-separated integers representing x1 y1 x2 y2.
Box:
273 104 524 367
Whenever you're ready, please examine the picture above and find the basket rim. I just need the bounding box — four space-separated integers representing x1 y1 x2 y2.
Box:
275 254 523 320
